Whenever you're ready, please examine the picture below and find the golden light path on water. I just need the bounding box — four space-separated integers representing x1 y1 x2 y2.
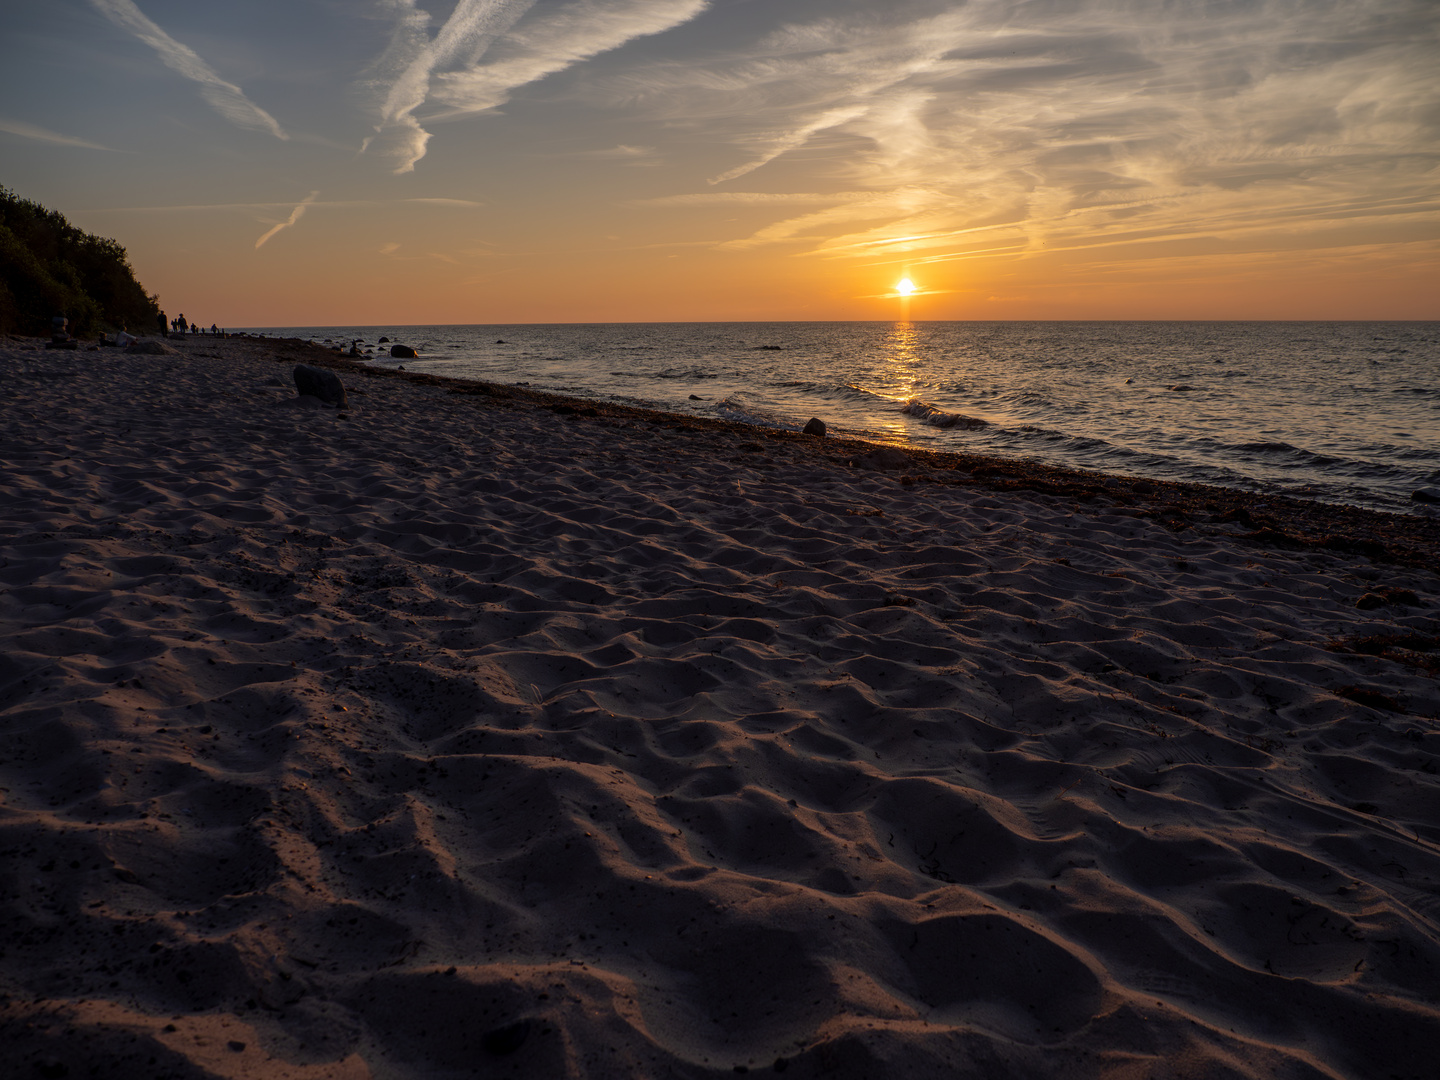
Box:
867 320 926 441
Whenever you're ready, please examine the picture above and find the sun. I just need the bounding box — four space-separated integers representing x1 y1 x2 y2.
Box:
895 277 916 296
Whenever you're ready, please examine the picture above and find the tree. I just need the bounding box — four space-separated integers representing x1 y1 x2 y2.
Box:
0 186 159 337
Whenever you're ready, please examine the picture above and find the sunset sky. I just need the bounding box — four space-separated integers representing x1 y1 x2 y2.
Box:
2 0 1436 324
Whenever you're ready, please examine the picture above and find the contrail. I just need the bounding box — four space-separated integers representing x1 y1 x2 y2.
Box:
372 0 537 173
89 0 288 140
255 192 320 249
0 118 126 152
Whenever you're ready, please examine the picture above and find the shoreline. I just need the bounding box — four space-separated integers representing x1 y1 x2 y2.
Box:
275 334 1440 568
236 320 1440 523
3 331 1438 1078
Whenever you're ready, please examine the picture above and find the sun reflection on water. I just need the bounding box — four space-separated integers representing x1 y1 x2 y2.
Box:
864 320 926 441
885 320 920 365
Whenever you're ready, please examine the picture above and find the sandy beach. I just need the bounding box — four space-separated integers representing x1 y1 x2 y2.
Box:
2 332 1438 1079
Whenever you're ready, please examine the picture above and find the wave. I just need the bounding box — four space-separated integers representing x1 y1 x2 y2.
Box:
901 399 989 430
713 393 793 432
1230 441 1349 468
607 368 720 380
1238 441 1301 453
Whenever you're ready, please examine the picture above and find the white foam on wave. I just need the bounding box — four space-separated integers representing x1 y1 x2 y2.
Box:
902 397 990 430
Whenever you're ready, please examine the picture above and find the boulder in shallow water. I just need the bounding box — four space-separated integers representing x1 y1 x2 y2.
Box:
293 363 347 408
390 344 417 359
802 417 827 437
1411 487 1440 504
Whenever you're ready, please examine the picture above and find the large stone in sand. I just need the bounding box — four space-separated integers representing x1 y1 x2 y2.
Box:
858 446 911 470
293 363 348 408
390 344 417 359
802 417 827 437
125 338 175 355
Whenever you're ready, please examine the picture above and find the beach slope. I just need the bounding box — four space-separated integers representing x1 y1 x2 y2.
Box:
2 335 1438 1079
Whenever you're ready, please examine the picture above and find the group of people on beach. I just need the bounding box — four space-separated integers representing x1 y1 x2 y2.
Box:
157 312 223 337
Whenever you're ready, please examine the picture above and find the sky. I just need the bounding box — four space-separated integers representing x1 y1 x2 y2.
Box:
1 0 1437 324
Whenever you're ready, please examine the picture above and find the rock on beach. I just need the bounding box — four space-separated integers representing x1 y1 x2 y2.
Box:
857 446 911 469
293 362 348 407
124 338 175 355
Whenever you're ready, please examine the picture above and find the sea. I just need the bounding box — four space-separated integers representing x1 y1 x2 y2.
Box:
239 321 1440 517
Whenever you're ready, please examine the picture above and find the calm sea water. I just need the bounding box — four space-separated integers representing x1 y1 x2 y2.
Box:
242 322 1440 516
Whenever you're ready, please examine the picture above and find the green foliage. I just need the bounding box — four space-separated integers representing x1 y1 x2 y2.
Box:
0 186 159 337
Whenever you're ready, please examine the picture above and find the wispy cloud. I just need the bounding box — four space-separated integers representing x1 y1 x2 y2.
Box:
88 0 287 139
707 105 869 185
364 0 707 173
365 0 537 172
403 197 485 207
100 197 482 213
578 143 663 165
596 0 1440 265
255 192 320 249
636 191 877 207
0 117 127 152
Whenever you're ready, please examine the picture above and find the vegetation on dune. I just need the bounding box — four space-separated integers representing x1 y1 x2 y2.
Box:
0 185 160 337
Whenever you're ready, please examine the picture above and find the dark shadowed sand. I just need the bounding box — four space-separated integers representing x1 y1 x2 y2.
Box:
2 333 1438 1079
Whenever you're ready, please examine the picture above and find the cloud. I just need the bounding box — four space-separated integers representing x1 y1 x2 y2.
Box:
0 118 127 152
365 0 707 173
707 105 869 184
402 197 485 207
98 197 482 213
88 0 287 139
366 0 538 173
578 143 663 165
593 0 1440 264
255 191 320 249
636 191 877 207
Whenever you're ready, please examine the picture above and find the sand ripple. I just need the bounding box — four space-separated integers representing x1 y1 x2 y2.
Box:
2 338 1438 1078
